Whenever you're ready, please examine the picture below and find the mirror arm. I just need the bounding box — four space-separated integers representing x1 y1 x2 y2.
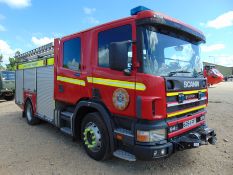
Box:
131 40 137 44
123 69 131 76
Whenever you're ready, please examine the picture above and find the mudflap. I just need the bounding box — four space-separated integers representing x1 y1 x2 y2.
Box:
173 127 217 151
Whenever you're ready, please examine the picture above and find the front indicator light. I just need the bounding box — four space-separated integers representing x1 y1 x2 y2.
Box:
136 130 150 142
137 129 166 142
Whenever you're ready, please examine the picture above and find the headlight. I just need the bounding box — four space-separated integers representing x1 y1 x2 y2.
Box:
136 129 166 142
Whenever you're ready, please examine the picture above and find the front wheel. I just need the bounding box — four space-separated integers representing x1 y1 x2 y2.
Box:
81 112 110 161
25 100 40 125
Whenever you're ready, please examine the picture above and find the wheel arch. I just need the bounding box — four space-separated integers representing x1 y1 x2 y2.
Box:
24 97 33 113
73 100 115 153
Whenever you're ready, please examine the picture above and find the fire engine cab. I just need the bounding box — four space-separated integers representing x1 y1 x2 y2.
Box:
15 6 216 161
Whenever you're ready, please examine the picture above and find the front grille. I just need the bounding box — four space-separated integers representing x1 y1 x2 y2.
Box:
166 89 207 138
167 108 206 121
167 100 206 113
166 89 207 119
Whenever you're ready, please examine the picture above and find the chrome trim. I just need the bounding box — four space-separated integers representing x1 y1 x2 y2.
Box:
167 97 207 107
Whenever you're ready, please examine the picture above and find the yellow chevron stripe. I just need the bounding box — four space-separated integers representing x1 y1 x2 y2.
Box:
87 77 146 91
167 104 206 118
167 89 207 97
57 76 85 86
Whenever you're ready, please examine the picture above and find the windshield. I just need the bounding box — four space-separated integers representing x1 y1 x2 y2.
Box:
1 71 15 80
141 26 203 77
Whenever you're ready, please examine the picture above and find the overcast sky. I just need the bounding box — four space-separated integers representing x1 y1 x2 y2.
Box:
0 0 233 67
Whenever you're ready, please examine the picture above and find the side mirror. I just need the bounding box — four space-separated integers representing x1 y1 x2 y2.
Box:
109 40 132 71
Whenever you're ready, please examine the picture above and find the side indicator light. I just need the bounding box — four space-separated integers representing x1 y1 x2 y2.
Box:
116 134 123 140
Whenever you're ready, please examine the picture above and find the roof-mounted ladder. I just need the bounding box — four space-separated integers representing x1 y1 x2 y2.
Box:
15 42 54 61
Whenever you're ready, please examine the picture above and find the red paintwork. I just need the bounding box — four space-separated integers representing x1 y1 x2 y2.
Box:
204 67 224 86
136 74 167 120
51 9 205 122
167 111 206 127
10 7 210 146
90 19 137 117
23 91 37 115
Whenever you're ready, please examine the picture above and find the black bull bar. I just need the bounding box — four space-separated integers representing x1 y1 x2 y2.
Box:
172 127 217 151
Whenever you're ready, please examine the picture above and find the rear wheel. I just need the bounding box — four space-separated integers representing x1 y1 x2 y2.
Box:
81 112 110 161
25 100 40 125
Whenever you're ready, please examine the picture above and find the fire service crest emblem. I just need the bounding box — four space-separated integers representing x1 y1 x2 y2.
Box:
112 88 129 110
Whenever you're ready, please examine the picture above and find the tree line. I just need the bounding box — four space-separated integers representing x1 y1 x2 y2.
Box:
0 51 21 71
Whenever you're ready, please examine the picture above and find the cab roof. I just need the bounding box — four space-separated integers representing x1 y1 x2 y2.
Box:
61 6 205 42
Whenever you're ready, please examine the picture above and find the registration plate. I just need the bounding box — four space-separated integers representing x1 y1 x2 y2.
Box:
183 118 196 128
185 94 196 100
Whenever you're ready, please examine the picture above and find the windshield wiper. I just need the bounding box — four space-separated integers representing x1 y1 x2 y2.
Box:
168 70 191 77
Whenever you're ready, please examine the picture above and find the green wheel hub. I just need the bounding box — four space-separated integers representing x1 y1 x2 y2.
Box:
83 122 102 152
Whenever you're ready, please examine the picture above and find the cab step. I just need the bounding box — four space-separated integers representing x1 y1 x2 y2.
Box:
59 110 74 136
113 150 136 161
60 127 72 136
60 111 73 121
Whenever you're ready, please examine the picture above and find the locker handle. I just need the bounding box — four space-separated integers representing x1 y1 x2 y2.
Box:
58 84 64 93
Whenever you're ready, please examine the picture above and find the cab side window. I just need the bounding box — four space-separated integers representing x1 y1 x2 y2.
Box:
98 25 132 68
63 37 81 71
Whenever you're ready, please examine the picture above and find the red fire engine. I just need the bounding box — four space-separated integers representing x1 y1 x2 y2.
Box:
204 65 224 86
15 6 216 161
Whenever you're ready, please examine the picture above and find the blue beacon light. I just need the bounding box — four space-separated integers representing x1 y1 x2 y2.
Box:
130 6 151 16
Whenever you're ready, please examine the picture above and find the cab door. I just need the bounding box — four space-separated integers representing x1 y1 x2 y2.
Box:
55 34 87 104
91 21 137 117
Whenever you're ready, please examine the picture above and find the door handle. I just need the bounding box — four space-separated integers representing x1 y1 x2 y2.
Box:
58 84 64 93
74 73 80 77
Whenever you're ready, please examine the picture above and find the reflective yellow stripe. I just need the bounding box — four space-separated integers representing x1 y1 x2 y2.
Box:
167 104 206 118
47 57 54 66
57 76 85 86
167 89 207 97
18 57 54 69
135 83 146 91
87 77 146 91
87 77 93 83
18 60 45 70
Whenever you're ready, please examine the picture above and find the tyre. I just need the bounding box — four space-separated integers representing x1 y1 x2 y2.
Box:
24 100 40 125
3 95 14 101
81 112 110 161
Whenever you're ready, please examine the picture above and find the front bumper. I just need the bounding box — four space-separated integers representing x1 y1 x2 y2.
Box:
134 142 173 160
129 125 216 161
